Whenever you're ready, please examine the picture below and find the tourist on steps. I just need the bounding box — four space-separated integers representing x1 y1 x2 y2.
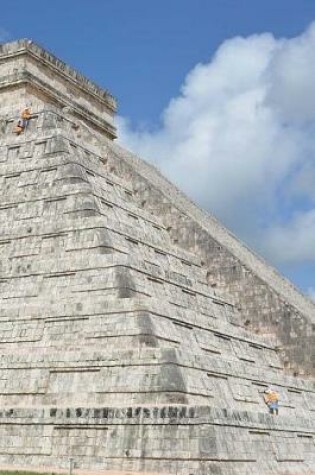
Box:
264 387 279 415
14 108 31 135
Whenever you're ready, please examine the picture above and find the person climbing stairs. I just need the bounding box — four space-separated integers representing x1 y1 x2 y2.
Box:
14 108 31 135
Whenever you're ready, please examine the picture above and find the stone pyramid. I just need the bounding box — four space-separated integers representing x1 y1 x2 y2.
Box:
0 40 314 475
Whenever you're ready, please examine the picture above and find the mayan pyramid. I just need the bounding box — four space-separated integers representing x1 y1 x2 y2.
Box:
0 39 314 475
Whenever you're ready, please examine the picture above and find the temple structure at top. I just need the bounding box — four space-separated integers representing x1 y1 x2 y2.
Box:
0 39 117 139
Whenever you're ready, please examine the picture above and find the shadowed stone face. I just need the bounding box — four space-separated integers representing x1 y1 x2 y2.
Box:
0 39 314 475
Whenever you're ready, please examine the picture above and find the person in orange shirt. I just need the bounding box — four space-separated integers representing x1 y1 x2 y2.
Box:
14 108 31 135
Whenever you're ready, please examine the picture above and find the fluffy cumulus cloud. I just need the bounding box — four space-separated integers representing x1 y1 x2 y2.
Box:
118 24 315 271
265 209 315 263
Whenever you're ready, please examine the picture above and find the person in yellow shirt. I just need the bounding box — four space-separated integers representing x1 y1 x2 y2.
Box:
264 388 279 415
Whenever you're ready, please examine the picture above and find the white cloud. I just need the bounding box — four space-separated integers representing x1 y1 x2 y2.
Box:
265 25 315 124
264 209 315 263
118 24 315 268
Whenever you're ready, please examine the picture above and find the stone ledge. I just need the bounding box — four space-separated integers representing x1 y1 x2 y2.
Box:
0 405 314 433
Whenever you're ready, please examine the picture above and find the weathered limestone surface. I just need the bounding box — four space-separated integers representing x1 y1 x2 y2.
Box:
0 39 314 475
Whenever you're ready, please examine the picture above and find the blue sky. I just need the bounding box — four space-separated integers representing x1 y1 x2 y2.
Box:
2 0 315 121
1 1 315 298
